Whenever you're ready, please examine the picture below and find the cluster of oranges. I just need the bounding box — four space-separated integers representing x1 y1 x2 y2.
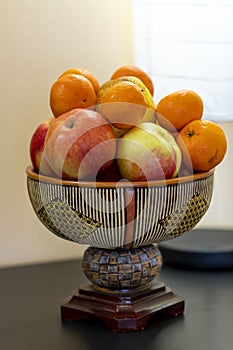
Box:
156 89 227 173
49 64 227 175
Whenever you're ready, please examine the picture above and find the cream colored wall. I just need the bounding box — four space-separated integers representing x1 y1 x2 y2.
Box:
0 0 134 267
0 0 232 268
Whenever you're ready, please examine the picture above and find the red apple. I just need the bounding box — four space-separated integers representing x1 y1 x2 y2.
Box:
30 117 56 176
117 122 182 181
44 108 117 180
96 159 122 182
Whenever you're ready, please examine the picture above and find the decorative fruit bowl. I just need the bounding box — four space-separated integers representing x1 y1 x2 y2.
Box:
26 165 214 332
26 63 227 332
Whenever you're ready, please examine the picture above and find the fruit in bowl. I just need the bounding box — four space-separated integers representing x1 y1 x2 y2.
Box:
49 67 100 118
117 122 182 181
96 76 156 131
29 65 227 183
43 108 117 181
31 106 183 182
110 64 155 96
29 117 56 177
156 89 204 132
177 119 227 172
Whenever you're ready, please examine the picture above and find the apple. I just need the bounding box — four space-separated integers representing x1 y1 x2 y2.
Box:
110 103 156 139
116 122 182 181
30 117 56 176
96 159 122 182
44 108 117 181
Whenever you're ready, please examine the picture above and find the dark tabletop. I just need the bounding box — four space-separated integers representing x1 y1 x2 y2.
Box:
1 258 233 350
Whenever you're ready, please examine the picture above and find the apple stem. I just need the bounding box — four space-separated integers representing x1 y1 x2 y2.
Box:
67 122 75 129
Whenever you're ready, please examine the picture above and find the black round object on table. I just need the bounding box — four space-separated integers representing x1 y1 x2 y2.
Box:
158 229 233 270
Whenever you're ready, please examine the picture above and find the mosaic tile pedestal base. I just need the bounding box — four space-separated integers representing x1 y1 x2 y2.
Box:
61 245 184 332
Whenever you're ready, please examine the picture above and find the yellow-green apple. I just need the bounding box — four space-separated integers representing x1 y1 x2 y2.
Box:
44 108 117 181
117 122 182 181
30 117 56 176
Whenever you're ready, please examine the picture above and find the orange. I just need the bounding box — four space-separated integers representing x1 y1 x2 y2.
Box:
50 73 97 117
157 90 204 132
110 64 154 96
58 67 100 95
178 119 227 172
97 79 147 129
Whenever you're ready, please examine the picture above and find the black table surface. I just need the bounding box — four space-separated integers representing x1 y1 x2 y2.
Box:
1 258 233 350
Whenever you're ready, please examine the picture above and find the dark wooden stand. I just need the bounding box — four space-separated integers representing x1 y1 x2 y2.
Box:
61 282 184 332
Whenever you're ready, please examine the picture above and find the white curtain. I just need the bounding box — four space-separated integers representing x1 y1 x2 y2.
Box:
132 0 233 122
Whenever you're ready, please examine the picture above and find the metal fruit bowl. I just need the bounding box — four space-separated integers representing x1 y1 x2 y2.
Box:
26 166 214 249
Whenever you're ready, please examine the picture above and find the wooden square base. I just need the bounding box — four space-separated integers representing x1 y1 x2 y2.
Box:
61 281 184 332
